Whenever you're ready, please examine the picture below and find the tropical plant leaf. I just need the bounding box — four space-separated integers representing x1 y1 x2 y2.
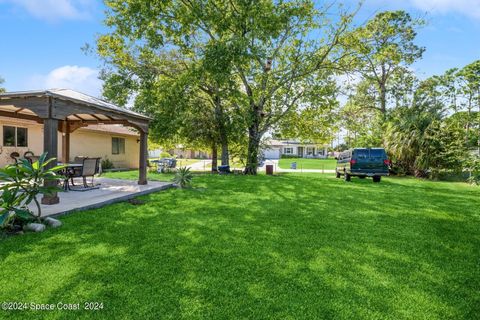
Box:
12 208 34 221
0 211 15 228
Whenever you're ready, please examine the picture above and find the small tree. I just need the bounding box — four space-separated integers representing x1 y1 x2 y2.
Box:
347 11 425 116
0 153 64 222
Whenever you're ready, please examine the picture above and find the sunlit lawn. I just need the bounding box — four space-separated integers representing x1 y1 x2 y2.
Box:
101 170 175 182
278 158 337 170
1 173 479 319
148 158 203 167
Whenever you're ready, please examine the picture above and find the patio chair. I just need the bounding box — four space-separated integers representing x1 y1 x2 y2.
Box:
9 152 20 164
67 156 86 181
70 157 101 190
23 151 39 164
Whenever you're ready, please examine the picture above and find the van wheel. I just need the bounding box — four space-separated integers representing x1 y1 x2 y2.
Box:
373 176 381 183
344 173 351 182
336 170 341 178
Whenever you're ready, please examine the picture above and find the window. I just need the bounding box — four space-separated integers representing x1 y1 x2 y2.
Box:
3 126 28 147
354 149 369 159
370 149 386 159
283 147 293 154
306 147 315 156
16 127 28 147
112 137 125 155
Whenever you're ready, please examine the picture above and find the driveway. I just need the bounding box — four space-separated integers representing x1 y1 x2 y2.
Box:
188 160 212 171
261 159 335 173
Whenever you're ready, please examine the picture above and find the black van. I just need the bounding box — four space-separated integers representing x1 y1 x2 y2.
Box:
336 148 390 182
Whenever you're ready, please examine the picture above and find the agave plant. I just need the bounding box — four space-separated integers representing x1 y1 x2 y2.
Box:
172 167 193 188
0 153 64 228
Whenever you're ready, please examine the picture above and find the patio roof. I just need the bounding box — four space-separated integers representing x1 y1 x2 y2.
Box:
0 88 149 132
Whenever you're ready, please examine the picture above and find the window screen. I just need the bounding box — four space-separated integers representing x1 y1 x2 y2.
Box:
112 137 126 155
3 126 15 146
16 127 28 147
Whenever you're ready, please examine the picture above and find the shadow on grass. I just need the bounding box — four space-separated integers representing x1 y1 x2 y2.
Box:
0 174 479 319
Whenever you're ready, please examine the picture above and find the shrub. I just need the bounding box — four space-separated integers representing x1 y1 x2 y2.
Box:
173 167 193 188
0 153 64 229
101 158 115 170
160 151 173 158
467 174 480 186
0 187 35 231
281 155 300 159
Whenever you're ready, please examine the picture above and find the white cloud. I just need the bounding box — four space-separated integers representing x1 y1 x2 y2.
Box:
0 0 95 21
408 0 480 19
28 65 103 97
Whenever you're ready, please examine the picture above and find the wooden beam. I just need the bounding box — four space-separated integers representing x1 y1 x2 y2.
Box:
0 110 42 123
0 97 49 118
62 129 70 163
52 99 149 124
138 131 148 185
66 120 131 126
41 119 60 205
72 114 85 121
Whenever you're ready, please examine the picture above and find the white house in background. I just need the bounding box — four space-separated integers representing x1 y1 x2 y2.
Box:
262 139 328 159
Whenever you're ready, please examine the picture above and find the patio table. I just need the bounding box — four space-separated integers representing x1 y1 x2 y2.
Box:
57 163 83 191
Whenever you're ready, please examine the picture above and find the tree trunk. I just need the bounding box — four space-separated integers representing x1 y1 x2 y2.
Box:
466 96 472 145
477 96 480 155
245 132 261 175
211 143 218 172
379 82 387 115
220 135 229 166
245 109 262 175
214 96 229 166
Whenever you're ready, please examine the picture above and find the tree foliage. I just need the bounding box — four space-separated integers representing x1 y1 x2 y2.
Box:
97 0 356 174
346 11 425 115
0 76 5 93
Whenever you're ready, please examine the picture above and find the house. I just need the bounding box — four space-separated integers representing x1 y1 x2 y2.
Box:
262 139 328 159
149 146 211 159
168 147 210 159
0 117 140 169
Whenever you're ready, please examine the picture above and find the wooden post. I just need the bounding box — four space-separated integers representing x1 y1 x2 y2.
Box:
138 131 148 185
41 118 60 205
62 123 70 163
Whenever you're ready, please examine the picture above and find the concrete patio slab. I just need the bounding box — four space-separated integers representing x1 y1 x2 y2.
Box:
33 177 174 218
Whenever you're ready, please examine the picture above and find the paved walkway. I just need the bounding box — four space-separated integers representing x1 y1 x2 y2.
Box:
187 160 212 171
261 159 336 173
34 177 174 218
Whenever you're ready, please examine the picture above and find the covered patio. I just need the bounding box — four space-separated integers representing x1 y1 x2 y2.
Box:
0 89 150 205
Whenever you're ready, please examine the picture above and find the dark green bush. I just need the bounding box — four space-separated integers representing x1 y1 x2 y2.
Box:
101 158 114 170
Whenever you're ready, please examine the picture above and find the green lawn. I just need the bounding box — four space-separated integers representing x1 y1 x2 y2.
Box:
101 170 175 182
1 174 479 319
278 158 337 170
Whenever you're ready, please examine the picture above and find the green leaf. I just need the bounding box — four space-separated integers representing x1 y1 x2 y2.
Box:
12 208 34 221
0 211 15 228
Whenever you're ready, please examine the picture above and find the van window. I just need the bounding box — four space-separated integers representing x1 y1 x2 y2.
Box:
370 149 386 159
354 149 369 159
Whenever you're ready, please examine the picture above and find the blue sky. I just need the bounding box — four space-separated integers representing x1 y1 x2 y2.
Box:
0 0 479 97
